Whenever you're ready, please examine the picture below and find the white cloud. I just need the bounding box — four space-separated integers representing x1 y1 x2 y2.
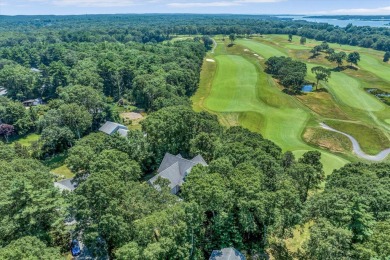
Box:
316 6 390 15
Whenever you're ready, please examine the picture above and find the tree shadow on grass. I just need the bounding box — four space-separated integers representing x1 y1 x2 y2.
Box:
331 66 347 72
346 65 358 71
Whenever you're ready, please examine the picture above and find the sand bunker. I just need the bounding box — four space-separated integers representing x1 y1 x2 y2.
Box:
206 59 215 62
244 49 249 52
253 54 259 57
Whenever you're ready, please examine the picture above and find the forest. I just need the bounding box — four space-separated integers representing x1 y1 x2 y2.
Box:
0 14 390 259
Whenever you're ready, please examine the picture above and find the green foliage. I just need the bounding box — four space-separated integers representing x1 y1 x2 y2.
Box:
90 149 141 182
229 34 237 44
265 56 307 93
311 66 331 90
303 219 353 260
73 170 177 258
0 158 67 250
384 51 390 62
141 106 222 166
0 236 62 260
347 51 361 66
304 162 390 258
0 97 34 135
300 37 307 45
349 201 374 243
327 51 347 67
0 64 39 100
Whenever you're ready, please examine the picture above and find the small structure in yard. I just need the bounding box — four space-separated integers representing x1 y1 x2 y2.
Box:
23 98 42 107
149 153 207 194
30 68 41 73
99 121 129 137
209 248 246 260
54 178 77 192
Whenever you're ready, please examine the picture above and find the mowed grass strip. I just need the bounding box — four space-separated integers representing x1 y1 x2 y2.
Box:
205 55 258 112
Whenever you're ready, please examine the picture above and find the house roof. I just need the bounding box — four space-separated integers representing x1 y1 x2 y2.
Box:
149 153 207 194
209 248 246 260
0 88 6 96
99 121 128 135
117 128 129 137
54 178 77 191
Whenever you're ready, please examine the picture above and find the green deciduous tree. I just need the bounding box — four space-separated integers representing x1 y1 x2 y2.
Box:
303 219 353 260
383 51 390 62
0 64 39 100
327 51 347 68
0 236 62 260
229 34 236 44
349 201 374 243
311 66 331 90
347 51 361 67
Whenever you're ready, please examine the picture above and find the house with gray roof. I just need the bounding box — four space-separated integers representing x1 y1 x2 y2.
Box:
54 178 77 192
209 248 246 260
148 153 207 194
0 88 6 96
99 121 129 137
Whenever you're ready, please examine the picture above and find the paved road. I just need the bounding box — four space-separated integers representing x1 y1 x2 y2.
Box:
320 123 390 161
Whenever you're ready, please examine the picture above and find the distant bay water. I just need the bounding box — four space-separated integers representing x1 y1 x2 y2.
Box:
277 15 390 28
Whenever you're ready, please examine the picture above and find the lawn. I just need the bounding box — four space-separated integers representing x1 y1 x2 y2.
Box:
52 165 75 179
12 133 40 147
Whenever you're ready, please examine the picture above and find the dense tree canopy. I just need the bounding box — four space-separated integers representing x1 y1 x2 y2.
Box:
1 14 389 260
265 56 307 93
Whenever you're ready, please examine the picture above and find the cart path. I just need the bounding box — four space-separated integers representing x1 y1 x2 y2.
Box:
320 123 390 161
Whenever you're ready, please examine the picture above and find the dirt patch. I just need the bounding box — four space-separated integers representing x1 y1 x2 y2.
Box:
121 112 143 121
303 127 352 153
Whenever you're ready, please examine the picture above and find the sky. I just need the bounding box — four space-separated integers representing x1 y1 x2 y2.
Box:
1 0 390 16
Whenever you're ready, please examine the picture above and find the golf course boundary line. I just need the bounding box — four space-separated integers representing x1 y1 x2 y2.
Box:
320 123 390 161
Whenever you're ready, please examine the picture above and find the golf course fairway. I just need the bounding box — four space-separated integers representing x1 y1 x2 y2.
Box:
195 45 350 175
